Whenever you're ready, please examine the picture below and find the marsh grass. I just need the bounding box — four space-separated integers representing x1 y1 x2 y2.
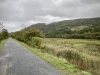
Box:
42 38 100 75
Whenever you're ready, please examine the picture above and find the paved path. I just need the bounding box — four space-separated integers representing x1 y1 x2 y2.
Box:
0 38 64 75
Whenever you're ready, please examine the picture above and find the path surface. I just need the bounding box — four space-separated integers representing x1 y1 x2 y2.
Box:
0 38 64 75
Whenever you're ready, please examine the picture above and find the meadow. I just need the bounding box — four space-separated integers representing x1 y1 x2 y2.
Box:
42 38 100 75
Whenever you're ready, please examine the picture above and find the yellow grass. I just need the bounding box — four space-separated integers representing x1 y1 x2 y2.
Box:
42 38 100 75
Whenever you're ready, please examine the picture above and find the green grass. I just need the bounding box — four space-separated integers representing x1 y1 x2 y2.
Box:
17 40 92 75
0 40 7 51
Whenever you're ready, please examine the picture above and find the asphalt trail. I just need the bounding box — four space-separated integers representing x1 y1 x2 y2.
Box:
0 38 64 75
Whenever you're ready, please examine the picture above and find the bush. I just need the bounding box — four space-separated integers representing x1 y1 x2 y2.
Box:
96 36 100 40
30 37 43 48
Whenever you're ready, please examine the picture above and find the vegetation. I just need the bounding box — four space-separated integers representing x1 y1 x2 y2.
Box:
25 17 100 39
12 28 44 48
0 28 9 51
27 37 43 48
0 40 8 51
17 40 92 75
24 28 44 42
42 38 100 75
0 29 9 42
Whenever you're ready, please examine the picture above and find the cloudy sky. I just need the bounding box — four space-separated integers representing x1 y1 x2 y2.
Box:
0 0 100 32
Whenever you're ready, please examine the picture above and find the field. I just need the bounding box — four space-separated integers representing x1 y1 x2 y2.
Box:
42 38 100 75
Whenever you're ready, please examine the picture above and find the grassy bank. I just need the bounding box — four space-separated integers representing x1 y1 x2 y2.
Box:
0 40 7 51
42 38 100 75
17 40 92 75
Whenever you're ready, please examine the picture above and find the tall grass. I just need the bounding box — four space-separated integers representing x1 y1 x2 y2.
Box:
42 38 100 75
0 39 7 51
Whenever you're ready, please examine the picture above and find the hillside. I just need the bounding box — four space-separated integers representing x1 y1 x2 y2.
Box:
25 17 100 39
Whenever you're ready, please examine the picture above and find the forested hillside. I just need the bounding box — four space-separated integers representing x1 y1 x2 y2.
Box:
26 17 100 39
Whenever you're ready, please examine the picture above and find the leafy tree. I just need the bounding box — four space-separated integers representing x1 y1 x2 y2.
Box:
0 33 2 42
1 29 9 39
14 30 25 42
24 28 45 41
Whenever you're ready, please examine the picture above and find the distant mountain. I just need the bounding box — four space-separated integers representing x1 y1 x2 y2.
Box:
25 17 100 39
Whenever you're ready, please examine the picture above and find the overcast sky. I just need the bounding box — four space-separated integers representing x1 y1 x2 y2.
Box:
0 0 100 32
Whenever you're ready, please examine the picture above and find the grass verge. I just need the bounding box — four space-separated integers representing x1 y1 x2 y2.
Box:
17 40 92 75
0 40 8 51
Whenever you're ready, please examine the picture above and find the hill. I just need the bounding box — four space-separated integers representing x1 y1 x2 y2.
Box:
25 17 100 39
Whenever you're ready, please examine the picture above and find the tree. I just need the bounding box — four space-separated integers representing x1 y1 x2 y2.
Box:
24 28 45 41
1 29 9 39
14 31 24 41
0 33 2 42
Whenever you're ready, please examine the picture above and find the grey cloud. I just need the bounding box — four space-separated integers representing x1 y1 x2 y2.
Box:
80 0 100 5
0 0 100 32
48 0 100 18
0 0 25 22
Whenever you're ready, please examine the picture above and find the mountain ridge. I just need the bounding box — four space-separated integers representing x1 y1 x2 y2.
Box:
25 17 100 39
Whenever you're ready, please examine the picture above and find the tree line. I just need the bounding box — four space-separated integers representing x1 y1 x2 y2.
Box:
46 25 100 39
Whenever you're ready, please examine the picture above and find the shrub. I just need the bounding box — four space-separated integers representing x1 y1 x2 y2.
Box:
31 37 43 48
96 36 100 40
